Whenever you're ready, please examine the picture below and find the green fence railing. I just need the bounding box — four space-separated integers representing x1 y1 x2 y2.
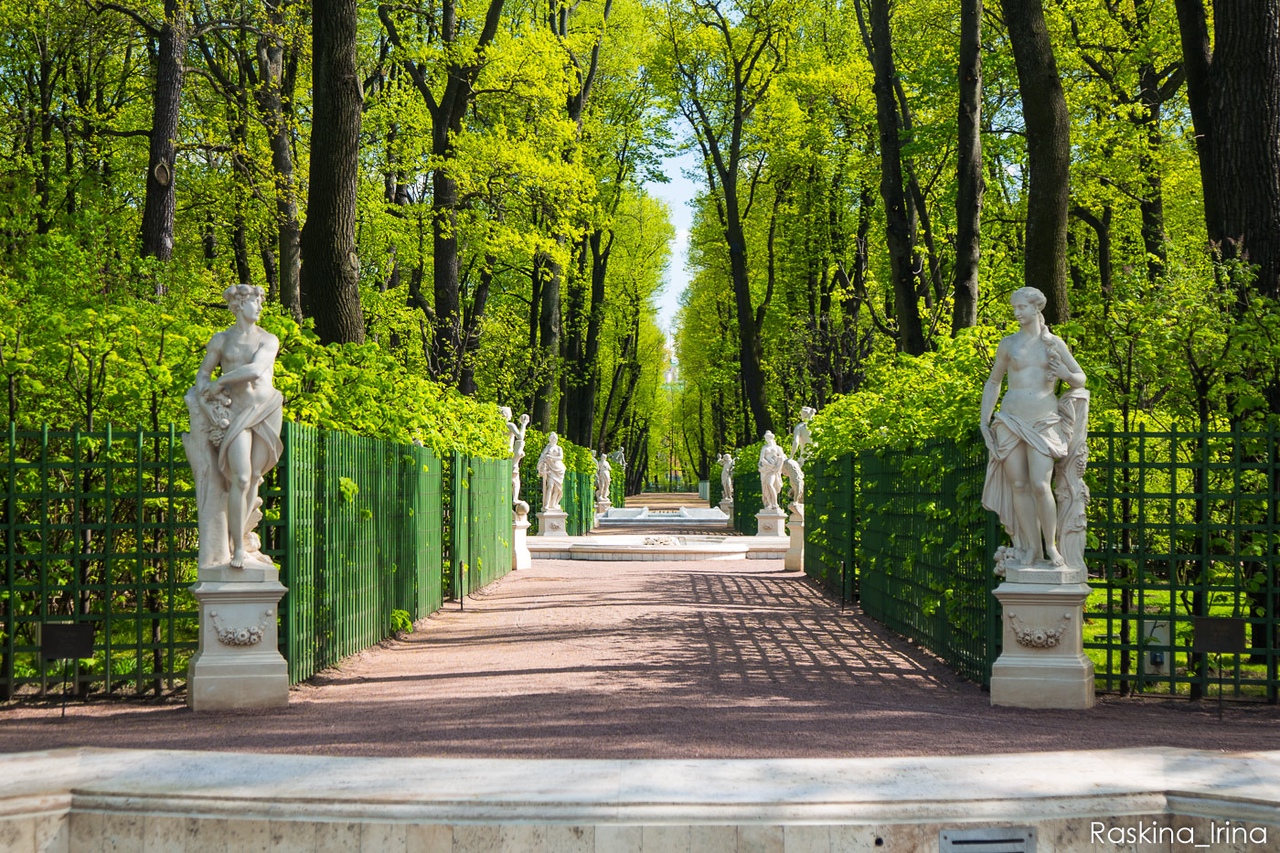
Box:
807 426 1280 700
278 424 444 684
2 421 514 698
732 471 762 534
449 452 514 600
855 437 1000 687
0 424 199 699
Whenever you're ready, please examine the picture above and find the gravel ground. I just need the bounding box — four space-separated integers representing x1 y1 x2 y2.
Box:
3 552 1279 759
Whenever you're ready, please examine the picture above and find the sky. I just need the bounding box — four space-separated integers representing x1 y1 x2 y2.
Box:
642 148 703 337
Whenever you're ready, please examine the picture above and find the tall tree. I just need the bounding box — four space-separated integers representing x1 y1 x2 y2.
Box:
1001 0 1071 324
378 0 506 387
952 0 983 332
656 0 787 434
856 0 926 354
299 0 365 344
1174 0 1280 300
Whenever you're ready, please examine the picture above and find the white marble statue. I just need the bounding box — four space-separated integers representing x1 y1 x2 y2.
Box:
502 407 531 504
980 286 1089 571
595 451 612 502
537 432 567 512
782 457 805 507
758 431 786 511
184 284 284 571
791 406 815 465
718 452 735 502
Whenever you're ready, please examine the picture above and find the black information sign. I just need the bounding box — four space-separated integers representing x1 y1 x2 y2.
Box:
1193 617 1248 655
41 623 95 661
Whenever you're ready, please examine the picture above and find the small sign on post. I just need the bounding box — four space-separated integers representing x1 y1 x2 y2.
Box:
1193 617 1248 719
40 623 95 719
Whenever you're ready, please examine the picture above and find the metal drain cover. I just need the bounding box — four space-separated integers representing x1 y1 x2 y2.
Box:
938 826 1035 853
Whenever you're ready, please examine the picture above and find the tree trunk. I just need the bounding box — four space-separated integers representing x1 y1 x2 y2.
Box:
257 2 302 321
299 0 365 344
1175 0 1280 299
532 251 561 430
953 0 983 332
140 0 187 272
865 0 926 354
1001 0 1071 324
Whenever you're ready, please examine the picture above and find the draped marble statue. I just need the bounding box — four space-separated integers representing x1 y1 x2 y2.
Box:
980 287 1089 572
537 432 567 512
718 452 735 502
758 431 786 511
184 285 283 571
502 407 531 505
595 451 612 502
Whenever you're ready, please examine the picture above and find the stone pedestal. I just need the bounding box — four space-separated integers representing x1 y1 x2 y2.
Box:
785 504 805 570
513 502 531 570
188 567 288 712
756 507 786 537
719 498 734 517
537 509 569 537
595 499 611 525
990 572 1094 710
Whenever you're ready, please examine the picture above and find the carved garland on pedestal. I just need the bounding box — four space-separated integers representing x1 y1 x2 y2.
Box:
1007 611 1073 649
209 608 274 647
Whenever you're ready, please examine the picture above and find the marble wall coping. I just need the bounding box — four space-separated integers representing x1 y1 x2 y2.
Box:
2 748 1278 826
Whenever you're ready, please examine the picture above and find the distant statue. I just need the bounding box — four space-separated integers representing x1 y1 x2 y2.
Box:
758 431 786 511
184 285 283 571
608 448 626 473
595 451 612 502
501 407 531 504
980 286 1089 571
791 406 815 465
537 432 566 512
718 452 735 502
782 457 805 508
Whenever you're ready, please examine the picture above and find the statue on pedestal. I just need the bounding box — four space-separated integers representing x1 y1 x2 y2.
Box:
595 451 612 503
718 452 735 502
980 287 1089 572
184 285 283 572
790 406 815 464
501 407 531 506
537 432 566 512
758 431 786 511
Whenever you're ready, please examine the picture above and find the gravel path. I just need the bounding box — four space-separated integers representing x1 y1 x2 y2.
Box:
2 556 1278 758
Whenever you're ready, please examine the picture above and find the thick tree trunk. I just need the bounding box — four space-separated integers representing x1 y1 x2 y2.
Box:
1001 0 1071 324
725 190 774 434
257 5 302 321
432 164 463 382
1175 0 1280 299
952 0 983 333
532 251 561 430
299 0 365 344
867 0 926 354
140 0 187 271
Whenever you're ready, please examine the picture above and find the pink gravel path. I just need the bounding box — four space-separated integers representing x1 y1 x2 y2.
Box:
2 557 1277 758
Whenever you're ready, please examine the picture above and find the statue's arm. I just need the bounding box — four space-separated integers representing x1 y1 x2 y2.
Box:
195 334 225 397
212 332 280 390
979 341 1010 445
1051 339 1087 389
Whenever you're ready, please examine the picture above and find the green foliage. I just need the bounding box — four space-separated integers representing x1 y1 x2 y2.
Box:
390 609 414 634
809 327 1004 460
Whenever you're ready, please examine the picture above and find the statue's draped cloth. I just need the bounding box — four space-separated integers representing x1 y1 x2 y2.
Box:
981 411 1069 537
215 389 284 488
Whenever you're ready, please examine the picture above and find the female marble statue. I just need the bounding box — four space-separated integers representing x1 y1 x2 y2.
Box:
718 452 735 502
980 287 1089 569
595 451 612 502
537 432 567 512
184 285 284 570
502 407 531 503
758 431 786 511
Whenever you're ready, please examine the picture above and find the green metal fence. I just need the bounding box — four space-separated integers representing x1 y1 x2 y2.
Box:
278 424 445 684
804 455 857 603
855 438 1001 687
1 424 199 699
1085 426 1280 701
807 426 1280 699
2 421 515 697
449 452 514 600
522 469 595 536
732 471 762 534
